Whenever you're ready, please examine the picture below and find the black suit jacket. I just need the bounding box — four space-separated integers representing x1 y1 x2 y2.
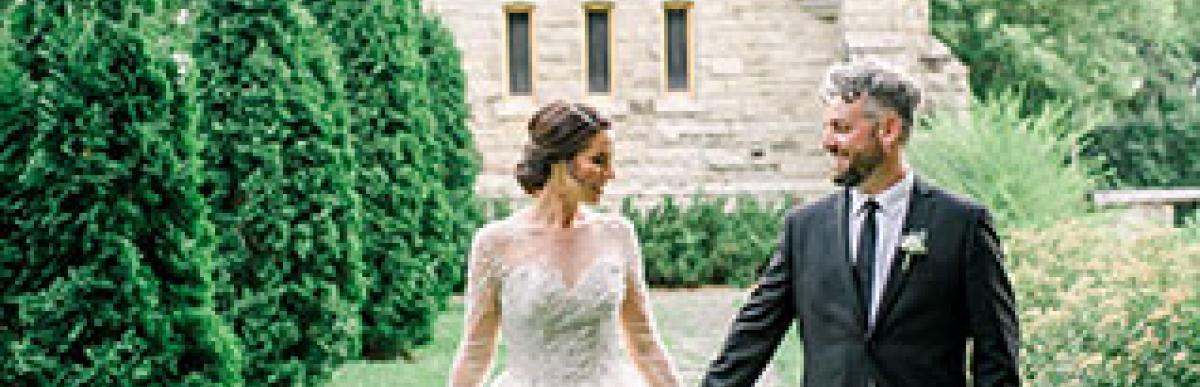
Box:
701 177 1019 387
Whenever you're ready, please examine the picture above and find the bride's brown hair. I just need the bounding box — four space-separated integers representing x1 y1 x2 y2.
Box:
515 101 610 195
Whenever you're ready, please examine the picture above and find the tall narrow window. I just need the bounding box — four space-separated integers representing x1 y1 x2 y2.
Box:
506 8 533 95
585 5 611 94
664 3 691 92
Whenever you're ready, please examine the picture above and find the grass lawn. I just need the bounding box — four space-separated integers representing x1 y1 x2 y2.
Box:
328 302 476 387
330 217 1200 386
329 290 804 386
775 326 804 385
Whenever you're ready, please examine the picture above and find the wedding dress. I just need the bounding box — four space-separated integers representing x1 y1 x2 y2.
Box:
449 209 680 387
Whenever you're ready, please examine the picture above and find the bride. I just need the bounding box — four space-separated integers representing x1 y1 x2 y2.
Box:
448 101 681 387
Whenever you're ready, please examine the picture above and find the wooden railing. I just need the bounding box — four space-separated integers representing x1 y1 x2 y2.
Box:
1090 188 1200 226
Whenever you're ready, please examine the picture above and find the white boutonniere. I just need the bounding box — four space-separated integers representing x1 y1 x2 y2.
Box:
900 230 928 274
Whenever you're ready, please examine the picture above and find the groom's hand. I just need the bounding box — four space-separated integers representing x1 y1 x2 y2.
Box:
701 214 798 387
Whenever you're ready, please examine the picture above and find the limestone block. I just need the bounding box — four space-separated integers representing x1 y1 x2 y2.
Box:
844 31 910 49
656 96 706 113
842 0 899 13
427 0 969 201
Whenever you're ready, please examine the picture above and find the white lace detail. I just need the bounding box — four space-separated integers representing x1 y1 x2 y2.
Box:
496 257 635 386
448 210 680 387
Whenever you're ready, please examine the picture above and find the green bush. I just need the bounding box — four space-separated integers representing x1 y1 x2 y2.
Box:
421 12 480 199
0 2 241 385
191 1 365 384
1184 213 1200 240
304 1 479 360
909 92 1098 229
305 0 435 360
620 196 792 288
419 13 483 301
1008 216 1198 385
1083 106 1200 188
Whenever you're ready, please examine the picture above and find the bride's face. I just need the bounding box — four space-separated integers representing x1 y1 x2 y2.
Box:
567 131 615 203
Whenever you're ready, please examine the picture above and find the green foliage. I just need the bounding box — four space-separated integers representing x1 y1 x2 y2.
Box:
932 0 1200 188
1083 103 1200 188
191 1 365 384
620 196 792 287
303 0 480 360
1183 212 1200 240
418 13 483 305
910 92 1097 229
420 12 479 196
0 2 241 385
932 0 1196 117
1008 217 1198 385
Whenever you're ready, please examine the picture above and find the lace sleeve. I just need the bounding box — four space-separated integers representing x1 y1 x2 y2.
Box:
617 218 682 387
449 225 503 387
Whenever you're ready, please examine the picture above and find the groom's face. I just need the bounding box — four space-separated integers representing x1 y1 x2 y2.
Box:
821 98 885 187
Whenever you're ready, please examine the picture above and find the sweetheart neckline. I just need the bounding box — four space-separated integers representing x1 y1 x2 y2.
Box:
503 257 621 294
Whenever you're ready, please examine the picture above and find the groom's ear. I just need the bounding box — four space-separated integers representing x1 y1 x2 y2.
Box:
879 113 905 148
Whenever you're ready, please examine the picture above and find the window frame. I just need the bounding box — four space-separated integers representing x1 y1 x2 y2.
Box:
662 1 694 94
504 4 536 97
582 2 615 95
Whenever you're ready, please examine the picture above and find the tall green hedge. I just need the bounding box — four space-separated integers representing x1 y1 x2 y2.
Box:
304 0 470 360
419 13 483 297
421 13 479 199
0 2 241 385
192 1 365 384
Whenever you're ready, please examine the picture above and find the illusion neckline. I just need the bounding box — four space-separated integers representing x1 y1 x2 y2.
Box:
508 207 605 232
503 255 618 294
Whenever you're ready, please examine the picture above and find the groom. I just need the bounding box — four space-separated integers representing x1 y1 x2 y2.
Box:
701 62 1019 387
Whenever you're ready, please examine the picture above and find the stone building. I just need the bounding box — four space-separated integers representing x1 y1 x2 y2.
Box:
422 0 969 205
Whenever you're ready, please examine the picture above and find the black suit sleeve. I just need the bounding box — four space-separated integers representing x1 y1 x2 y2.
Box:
701 214 797 387
964 208 1020 386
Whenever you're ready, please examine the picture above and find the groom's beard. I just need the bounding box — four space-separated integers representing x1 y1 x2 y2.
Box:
832 139 884 188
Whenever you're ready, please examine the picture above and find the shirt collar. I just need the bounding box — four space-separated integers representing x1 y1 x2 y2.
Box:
851 169 915 217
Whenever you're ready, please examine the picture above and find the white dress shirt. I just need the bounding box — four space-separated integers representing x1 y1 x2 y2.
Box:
849 169 914 329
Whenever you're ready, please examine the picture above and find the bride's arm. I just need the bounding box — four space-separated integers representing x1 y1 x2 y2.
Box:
618 219 682 387
448 228 502 387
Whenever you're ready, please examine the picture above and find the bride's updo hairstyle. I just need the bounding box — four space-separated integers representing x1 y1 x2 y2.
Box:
515 101 611 195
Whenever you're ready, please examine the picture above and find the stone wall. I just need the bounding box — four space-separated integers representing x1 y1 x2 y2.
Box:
423 0 969 207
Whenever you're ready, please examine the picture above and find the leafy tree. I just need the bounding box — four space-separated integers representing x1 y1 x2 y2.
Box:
933 0 1196 118
303 0 465 359
0 2 242 385
191 1 365 384
932 0 1200 188
419 10 483 297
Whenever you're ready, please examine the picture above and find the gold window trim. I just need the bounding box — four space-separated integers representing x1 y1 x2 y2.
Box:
662 1 695 95
504 3 536 97
582 2 615 96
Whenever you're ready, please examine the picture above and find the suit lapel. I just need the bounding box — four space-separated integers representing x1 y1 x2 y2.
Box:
873 176 935 333
832 187 868 330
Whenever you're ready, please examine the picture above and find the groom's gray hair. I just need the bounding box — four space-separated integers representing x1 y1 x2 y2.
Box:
819 61 923 142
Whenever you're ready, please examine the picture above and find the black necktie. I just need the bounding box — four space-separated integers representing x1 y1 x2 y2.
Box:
857 199 880 313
